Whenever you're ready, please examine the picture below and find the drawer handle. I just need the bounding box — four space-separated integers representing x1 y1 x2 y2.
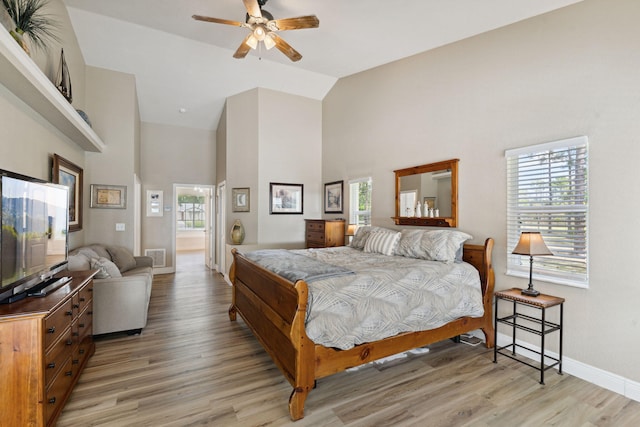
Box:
49 397 56 404
66 339 73 346
66 311 73 316
47 362 56 369
79 323 85 328
73 304 80 309
72 359 79 365
80 297 86 302
88 311 93 315
79 349 85 355
47 326 55 334
72 332 79 337
88 288 93 292
65 370 73 376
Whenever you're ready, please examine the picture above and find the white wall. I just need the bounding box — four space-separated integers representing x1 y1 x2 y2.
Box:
225 88 322 246
0 0 89 250
140 122 216 269
323 0 640 384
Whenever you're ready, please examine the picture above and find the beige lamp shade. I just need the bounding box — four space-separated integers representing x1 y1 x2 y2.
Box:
512 232 553 256
346 224 358 236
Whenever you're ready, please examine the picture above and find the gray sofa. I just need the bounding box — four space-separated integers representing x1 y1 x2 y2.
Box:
68 244 154 335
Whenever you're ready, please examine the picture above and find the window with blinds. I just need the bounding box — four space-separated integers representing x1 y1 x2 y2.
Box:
506 136 589 287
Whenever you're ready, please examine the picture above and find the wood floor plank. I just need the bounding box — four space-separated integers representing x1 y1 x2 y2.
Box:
57 256 640 426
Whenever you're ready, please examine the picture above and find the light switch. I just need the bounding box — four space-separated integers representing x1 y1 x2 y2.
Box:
115 223 125 231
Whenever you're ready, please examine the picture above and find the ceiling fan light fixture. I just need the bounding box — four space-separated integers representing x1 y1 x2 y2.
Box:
264 33 276 50
253 25 267 41
246 34 258 49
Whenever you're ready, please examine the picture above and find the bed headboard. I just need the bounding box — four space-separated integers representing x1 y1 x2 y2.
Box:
462 238 495 297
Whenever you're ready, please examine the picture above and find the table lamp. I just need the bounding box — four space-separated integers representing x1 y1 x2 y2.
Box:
512 232 553 297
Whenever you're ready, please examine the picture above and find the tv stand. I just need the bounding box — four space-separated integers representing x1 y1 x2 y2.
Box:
27 276 72 297
0 270 98 426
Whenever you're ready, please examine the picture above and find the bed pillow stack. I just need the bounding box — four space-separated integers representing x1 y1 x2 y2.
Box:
395 229 472 262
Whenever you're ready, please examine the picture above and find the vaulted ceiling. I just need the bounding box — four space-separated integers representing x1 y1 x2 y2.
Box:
63 0 582 131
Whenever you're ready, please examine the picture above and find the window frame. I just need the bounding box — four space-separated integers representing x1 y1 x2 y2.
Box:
505 136 589 288
348 177 372 226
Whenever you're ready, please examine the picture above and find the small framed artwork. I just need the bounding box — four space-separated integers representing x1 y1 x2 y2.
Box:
423 197 436 210
146 190 163 217
90 184 127 209
270 182 303 214
52 154 83 232
324 180 343 214
232 187 250 212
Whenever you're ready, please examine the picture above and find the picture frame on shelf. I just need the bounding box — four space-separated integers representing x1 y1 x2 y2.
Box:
423 197 436 210
52 154 83 232
324 180 343 214
232 187 250 212
90 184 127 209
269 183 303 214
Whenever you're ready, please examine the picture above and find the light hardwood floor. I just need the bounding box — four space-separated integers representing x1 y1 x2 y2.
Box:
58 260 640 426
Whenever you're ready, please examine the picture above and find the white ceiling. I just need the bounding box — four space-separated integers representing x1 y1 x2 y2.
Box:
63 0 582 131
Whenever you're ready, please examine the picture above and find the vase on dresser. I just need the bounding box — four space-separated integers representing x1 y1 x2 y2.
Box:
230 219 245 245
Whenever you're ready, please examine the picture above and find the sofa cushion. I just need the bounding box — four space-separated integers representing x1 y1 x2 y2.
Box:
67 253 91 271
87 244 111 259
107 246 137 273
91 257 122 279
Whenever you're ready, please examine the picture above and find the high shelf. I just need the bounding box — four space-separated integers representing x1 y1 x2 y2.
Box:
0 28 105 152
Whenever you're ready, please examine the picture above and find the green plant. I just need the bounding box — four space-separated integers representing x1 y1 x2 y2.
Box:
2 0 59 51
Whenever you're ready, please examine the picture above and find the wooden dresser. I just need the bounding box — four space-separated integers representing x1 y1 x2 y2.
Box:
305 219 345 248
0 270 97 427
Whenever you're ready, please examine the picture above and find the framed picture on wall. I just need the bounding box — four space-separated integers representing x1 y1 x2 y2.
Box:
269 183 303 214
90 184 127 209
52 154 83 232
232 187 250 212
324 180 343 213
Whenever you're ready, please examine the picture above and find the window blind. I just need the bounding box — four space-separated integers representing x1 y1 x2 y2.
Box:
506 136 589 287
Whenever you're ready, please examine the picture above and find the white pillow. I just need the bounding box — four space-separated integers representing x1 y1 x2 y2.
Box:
364 230 401 256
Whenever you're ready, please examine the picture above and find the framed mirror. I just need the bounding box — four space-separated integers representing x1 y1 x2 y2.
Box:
393 158 459 227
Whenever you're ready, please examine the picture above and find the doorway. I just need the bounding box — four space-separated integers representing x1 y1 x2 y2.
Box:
174 184 215 271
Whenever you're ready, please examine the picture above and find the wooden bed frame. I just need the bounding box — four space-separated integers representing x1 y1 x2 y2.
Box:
228 238 495 421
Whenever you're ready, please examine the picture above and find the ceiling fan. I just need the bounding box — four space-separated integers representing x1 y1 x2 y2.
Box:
193 0 319 62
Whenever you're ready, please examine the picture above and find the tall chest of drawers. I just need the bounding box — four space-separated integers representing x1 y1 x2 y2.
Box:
0 270 97 427
305 219 345 248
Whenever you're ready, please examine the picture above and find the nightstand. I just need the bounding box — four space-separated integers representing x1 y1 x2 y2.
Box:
493 288 564 384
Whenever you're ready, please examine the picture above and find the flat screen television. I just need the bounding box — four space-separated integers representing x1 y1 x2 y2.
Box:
0 169 69 304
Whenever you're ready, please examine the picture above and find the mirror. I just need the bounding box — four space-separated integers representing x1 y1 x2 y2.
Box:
393 159 459 227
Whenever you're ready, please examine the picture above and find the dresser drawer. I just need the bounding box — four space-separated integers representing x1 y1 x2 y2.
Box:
77 284 93 314
44 327 73 386
306 231 326 243
73 336 93 372
45 358 74 425
306 221 325 232
44 300 74 350
75 306 93 342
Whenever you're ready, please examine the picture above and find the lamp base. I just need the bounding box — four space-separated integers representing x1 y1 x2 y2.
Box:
521 287 540 297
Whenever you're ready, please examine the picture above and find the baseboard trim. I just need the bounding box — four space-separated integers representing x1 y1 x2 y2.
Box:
495 332 640 403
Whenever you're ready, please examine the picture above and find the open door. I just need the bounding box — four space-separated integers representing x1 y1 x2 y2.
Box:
204 187 214 269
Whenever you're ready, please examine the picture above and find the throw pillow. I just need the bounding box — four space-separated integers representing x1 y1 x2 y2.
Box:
67 254 90 271
364 230 401 256
90 257 122 279
107 246 137 273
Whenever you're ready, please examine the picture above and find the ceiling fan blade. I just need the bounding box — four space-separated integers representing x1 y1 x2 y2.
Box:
271 33 302 62
233 35 253 59
192 15 245 27
243 0 262 18
270 15 319 31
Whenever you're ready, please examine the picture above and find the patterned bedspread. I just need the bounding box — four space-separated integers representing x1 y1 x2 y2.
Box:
289 246 484 350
